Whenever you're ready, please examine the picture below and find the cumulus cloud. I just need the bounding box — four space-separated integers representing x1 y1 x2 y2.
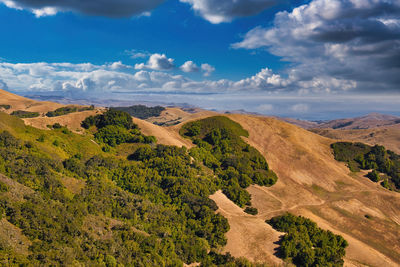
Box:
135 53 175 71
180 61 200 72
201 63 215 76
0 60 295 98
0 0 164 17
233 0 400 93
180 0 277 23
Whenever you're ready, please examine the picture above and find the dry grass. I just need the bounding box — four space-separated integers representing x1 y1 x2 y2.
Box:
0 89 64 113
61 176 86 195
23 109 103 133
0 218 31 255
210 191 284 265
2 89 400 266
139 111 400 266
311 126 400 154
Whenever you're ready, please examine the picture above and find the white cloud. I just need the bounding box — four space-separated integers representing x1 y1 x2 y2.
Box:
180 0 277 23
109 61 132 70
291 103 309 113
0 79 8 90
257 104 273 112
180 61 200 72
135 53 175 71
0 0 164 17
125 49 151 59
201 63 215 77
233 0 400 93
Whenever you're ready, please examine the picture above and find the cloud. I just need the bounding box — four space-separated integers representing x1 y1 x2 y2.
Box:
233 0 400 93
201 63 215 76
0 60 294 97
180 0 277 23
125 49 151 59
290 103 309 113
109 61 132 70
135 53 175 71
180 61 200 72
0 0 164 17
256 104 273 112
0 79 8 90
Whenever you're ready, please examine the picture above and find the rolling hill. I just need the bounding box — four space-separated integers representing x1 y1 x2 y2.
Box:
0 89 399 266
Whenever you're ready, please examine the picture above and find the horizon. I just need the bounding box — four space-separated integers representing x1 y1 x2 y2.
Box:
1 0 400 119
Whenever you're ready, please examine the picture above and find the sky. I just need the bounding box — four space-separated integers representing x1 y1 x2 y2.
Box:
0 0 399 120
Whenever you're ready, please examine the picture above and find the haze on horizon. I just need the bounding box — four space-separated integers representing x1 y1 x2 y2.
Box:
0 0 399 119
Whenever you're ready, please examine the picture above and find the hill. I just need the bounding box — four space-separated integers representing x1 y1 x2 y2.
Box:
282 113 400 130
315 113 400 130
311 126 400 154
0 89 64 113
0 90 399 266
0 89 103 133
144 113 399 266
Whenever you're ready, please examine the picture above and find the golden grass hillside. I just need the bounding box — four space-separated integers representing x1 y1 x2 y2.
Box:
142 113 400 266
1 90 399 266
0 89 63 113
311 126 400 154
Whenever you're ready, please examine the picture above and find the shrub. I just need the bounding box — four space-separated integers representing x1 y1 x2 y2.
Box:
0 104 11 110
366 170 380 182
52 123 62 129
0 181 9 192
244 207 258 215
10 110 40 118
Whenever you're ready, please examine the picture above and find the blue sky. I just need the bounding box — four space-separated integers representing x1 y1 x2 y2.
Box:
0 0 399 119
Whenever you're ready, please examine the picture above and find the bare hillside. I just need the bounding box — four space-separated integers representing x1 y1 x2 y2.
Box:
0 89 63 113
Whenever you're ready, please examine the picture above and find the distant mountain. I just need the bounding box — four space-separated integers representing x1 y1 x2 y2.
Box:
315 113 400 130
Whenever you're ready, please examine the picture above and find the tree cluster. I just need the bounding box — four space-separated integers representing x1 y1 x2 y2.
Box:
332 142 400 190
81 109 156 147
46 105 94 117
267 213 348 266
180 116 278 207
111 105 165 119
10 110 40 118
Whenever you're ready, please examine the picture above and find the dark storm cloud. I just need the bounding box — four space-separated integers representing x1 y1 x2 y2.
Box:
2 0 164 17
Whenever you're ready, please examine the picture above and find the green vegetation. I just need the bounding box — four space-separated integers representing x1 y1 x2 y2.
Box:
0 105 11 110
366 170 380 182
112 105 165 119
0 112 262 266
267 213 348 266
244 207 258 215
180 116 277 207
46 105 94 117
10 110 40 118
332 142 400 190
81 109 155 147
